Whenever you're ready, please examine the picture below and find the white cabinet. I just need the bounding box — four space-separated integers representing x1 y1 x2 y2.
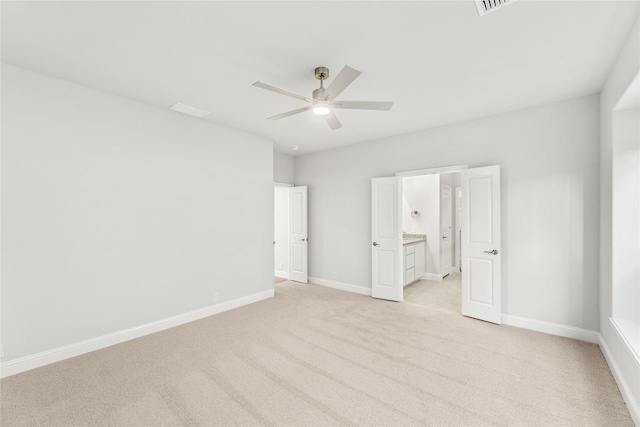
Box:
404 240 426 286
414 241 425 279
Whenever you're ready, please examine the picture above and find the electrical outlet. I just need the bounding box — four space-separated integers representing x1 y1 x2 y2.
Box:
213 293 219 302
331 272 338 280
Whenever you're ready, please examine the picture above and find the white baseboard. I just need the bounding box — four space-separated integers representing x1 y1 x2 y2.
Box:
501 314 600 344
0 289 275 379
274 270 289 279
600 320 640 426
308 276 371 296
421 273 442 281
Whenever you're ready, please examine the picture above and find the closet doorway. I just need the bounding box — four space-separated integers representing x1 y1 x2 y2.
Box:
274 183 292 284
273 183 309 286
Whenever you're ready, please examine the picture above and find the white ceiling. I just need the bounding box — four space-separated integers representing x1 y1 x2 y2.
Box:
2 1 638 155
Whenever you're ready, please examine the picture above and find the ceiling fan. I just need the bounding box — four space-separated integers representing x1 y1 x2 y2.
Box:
252 65 394 130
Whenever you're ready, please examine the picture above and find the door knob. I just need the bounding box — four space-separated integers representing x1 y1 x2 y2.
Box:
300 238 308 242
484 249 498 255
372 242 380 247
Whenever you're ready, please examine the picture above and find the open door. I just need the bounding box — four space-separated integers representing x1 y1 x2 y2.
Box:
290 186 308 283
461 166 501 324
440 185 452 277
371 177 403 301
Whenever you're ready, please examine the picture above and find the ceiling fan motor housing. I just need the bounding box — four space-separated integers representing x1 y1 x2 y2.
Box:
312 87 326 100
314 66 329 80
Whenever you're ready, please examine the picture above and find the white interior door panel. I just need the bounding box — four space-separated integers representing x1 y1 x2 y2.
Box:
290 186 308 283
371 177 403 301
461 166 501 324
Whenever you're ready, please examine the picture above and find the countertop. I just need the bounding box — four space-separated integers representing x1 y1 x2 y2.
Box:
402 234 426 245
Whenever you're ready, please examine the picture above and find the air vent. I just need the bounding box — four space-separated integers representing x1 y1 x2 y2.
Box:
476 0 518 16
169 102 210 118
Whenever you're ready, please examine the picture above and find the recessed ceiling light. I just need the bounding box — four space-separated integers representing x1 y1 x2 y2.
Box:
292 146 300 151
169 102 210 118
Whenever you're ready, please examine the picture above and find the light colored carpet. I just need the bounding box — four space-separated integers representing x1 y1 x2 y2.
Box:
1 281 633 426
274 276 287 284
404 272 462 314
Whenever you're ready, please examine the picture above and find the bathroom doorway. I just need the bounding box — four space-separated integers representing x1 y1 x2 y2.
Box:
371 164 502 324
401 171 461 314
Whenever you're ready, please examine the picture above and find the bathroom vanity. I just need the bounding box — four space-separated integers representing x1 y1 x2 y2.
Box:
403 234 426 286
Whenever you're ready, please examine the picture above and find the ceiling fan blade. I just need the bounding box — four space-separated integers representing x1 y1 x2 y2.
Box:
332 101 394 111
267 105 312 120
322 66 362 102
253 81 310 102
325 112 342 130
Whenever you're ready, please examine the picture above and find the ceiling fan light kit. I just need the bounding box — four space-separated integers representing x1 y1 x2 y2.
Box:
252 65 394 130
312 104 331 116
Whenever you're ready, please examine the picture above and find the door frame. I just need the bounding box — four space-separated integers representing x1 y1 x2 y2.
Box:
440 184 452 278
273 182 293 285
454 186 462 272
396 164 469 177
394 164 502 323
394 165 469 301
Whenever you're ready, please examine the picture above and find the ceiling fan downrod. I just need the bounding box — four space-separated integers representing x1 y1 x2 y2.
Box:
313 66 329 100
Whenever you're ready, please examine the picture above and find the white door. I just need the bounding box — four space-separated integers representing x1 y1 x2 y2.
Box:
461 166 501 324
371 177 403 301
440 185 452 277
455 186 462 272
290 186 308 283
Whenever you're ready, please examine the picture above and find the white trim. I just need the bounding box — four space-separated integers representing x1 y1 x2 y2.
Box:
501 314 600 344
0 289 275 378
309 276 372 296
613 70 640 111
274 270 289 279
454 186 462 271
610 317 640 364
421 273 442 281
609 318 640 367
396 164 468 177
599 328 640 426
